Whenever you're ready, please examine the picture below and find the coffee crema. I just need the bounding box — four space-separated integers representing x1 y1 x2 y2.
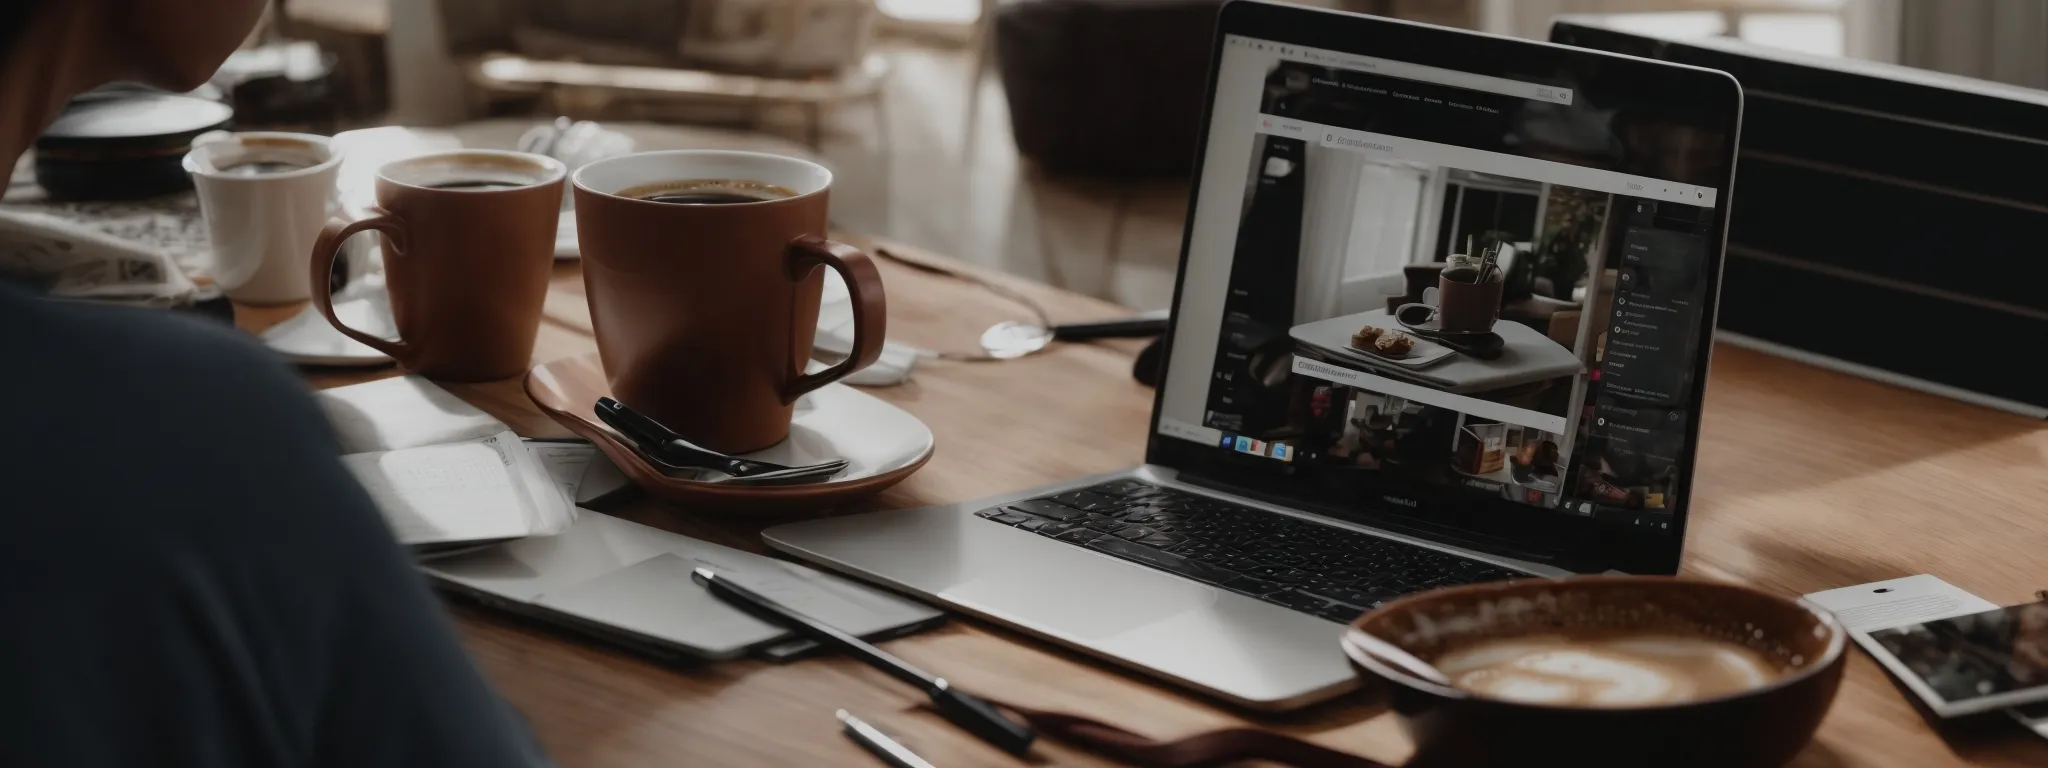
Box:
1435 634 1782 707
622 178 797 205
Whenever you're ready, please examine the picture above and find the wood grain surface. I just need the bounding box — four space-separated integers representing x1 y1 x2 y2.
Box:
252 236 2048 767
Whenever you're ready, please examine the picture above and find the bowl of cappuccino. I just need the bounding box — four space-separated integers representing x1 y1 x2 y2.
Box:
1342 575 1846 768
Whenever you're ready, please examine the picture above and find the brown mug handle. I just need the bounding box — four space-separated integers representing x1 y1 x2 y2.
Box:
309 210 412 363
783 234 886 402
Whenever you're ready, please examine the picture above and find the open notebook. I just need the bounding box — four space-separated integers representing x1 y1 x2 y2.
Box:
318 376 601 548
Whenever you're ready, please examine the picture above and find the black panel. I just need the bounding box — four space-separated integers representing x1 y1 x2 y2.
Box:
1730 159 2048 311
1720 255 2048 407
1552 23 2048 141
1556 19 2048 412
1740 96 2048 208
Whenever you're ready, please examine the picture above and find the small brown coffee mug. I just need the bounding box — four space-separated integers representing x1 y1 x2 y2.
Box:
572 150 885 455
308 150 566 381
1433 267 1503 334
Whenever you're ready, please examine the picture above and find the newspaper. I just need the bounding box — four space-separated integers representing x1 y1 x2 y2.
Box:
0 154 206 306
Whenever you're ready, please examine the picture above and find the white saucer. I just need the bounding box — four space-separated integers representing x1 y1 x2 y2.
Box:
526 352 935 510
262 282 398 367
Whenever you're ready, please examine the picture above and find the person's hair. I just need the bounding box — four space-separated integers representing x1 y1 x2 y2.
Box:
1 1 42 54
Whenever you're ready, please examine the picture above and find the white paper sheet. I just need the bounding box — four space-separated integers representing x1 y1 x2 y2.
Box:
343 431 572 545
1805 575 1999 633
530 443 593 509
576 449 633 504
317 375 510 454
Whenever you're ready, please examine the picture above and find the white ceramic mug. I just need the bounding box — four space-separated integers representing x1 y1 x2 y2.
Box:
184 132 342 305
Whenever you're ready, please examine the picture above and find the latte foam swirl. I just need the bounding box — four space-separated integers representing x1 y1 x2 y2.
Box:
1436 635 1777 707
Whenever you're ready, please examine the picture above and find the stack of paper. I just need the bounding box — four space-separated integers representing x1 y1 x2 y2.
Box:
318 375 509 453
317 376 613 548
339 431 575 547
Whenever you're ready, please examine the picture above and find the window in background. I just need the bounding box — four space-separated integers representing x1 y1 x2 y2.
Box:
1573 4 1845 58
1739 11 1845 57
878 0 980 25
1493 0 1849 59
1433 170 1542 263
1590 10 1728 39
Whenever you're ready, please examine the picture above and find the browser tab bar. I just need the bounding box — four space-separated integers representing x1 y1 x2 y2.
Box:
1266 115 1719 207
1274 40 1572 106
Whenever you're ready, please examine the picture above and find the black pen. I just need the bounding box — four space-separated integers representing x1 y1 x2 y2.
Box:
692 567 1035 756
838 709 936 768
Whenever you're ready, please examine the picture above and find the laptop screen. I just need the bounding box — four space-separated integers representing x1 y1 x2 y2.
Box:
1151 19 1737 572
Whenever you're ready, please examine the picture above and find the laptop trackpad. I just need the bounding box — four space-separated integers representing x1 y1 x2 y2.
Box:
942 549 1219 641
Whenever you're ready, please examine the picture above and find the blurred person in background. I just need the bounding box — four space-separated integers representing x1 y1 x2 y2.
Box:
0 1 551 765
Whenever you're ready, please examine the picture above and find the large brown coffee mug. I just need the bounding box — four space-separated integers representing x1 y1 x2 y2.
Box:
1343 576 1847 768
571 150 885 455
308 150 566 381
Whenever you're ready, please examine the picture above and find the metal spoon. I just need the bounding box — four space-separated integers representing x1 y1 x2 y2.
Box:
593 398 849 485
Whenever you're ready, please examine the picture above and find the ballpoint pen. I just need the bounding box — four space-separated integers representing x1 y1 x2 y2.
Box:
838 709 937 768
692 567 1036 757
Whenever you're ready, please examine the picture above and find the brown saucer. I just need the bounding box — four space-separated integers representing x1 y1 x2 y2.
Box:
525 353 934 512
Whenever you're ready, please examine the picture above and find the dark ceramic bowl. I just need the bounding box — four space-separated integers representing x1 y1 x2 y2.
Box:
1342 576 1846 768
34 92 233 201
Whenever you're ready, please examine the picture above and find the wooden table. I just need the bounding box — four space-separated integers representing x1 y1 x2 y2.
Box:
252 237 2048 767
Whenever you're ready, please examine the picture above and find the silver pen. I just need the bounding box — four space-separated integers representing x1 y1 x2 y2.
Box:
837 709 937 768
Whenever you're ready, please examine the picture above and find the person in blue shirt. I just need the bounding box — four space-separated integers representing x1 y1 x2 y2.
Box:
0 2 552 765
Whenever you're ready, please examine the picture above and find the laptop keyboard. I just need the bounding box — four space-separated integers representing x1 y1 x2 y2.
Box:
974 480 1528 623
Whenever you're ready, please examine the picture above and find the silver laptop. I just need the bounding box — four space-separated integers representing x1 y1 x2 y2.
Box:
768 1 1742 710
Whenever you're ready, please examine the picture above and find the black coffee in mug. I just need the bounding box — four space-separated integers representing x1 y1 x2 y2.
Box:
621 179 797 205
426 180 527 191
220 160 315 177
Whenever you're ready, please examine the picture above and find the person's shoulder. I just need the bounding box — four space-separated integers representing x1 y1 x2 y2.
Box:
0 283 333 445
2 287 268 372
0 284 364 541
